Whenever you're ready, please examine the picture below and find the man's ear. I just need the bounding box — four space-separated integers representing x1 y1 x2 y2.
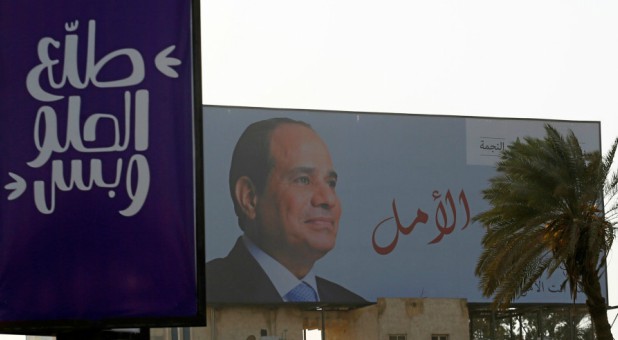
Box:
234 176 258 220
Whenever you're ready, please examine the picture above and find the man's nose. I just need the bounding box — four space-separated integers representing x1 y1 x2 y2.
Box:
311 182 338 209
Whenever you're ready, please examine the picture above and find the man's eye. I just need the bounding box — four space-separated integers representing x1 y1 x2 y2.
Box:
328 179 337 188
295 176 310 185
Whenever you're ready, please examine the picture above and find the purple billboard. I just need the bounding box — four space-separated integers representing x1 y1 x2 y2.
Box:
0 0 204 332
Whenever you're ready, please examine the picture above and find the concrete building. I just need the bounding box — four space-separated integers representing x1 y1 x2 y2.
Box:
23 299 593 339
150 298 469 340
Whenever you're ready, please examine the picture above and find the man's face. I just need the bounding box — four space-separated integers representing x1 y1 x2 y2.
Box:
252 123 341 268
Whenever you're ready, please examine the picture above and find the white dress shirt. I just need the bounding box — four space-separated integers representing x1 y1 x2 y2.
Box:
242 235 320 301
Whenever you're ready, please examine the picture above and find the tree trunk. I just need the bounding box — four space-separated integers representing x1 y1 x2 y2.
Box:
582 270 614 340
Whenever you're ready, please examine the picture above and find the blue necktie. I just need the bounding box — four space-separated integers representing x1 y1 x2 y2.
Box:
284 282 318 302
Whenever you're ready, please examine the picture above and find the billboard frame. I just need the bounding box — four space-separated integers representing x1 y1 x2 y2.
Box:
202 104 607 307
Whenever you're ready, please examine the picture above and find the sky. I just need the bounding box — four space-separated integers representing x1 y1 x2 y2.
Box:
200 0 618 337
3 1 618 339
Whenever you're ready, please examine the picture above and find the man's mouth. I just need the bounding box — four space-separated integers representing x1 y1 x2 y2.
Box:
305 217 336 229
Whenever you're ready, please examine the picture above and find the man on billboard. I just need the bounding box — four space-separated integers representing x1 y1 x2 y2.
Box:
206 118 366 304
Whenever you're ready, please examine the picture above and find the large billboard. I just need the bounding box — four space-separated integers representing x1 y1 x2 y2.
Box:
204 105 604 305
0 0 204 332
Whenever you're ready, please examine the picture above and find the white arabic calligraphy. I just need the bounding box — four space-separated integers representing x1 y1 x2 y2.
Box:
26 20 145 102
20 20 152 216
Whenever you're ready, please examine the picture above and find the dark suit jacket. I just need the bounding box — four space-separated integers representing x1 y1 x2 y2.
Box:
206 237 367 304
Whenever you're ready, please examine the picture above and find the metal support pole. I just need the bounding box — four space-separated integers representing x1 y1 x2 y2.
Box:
568 307 574 340
537 309 543 340
490 311 496 340
321 308 326 340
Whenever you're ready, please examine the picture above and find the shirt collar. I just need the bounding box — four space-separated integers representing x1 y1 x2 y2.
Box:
242 235 319 301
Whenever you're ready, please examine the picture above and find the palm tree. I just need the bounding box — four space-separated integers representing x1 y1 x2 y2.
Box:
474 124 618 340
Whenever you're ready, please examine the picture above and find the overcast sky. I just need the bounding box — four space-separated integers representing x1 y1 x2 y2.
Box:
3 1 616 339
201 0 618 336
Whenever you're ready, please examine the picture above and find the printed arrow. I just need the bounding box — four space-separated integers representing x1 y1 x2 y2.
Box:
4 172 26 201
155 45 181 78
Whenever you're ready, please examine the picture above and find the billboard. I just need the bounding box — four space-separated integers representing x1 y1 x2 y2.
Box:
204 105 605 305
0 0 204 332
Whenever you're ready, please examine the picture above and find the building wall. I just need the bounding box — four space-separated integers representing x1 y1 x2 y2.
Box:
176 298 469 340
22 299 469 340
375 298 469 340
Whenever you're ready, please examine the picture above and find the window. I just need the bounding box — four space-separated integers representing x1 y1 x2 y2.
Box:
432 335 449 340
389 335 406 340
304 329 321 340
